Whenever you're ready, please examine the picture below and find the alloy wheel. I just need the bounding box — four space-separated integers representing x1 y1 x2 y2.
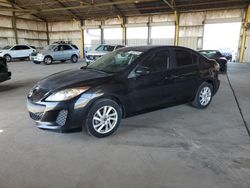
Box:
199 86 212 106
92 106 118 134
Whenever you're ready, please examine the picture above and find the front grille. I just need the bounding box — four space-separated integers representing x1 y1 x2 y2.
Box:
56 110 68 126
29 87 48 102
29 112 43 121
87 55 101 61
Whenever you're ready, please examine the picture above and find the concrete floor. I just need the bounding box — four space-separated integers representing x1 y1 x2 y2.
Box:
0 60 250 188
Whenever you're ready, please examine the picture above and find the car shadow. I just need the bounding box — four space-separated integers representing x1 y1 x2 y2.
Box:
0 79 37 92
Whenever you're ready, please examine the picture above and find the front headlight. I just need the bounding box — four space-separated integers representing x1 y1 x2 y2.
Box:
45 87 89 102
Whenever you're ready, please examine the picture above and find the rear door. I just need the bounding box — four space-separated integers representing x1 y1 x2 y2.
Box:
62 45 73 59
171 48 200 103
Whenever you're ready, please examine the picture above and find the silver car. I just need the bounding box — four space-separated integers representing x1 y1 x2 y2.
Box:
85 44 125 64
32 44 80 65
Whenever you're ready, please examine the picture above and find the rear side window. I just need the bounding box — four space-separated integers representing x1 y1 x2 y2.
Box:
63 45 72 50
71 45 78 50
141 50 170 72
175 49 193 67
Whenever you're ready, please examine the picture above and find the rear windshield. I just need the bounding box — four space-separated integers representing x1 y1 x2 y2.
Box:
95 45 115 52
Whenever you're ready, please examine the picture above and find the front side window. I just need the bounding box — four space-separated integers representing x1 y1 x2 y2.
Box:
175 50 193 67
11 46 20 50
87 50 142 73
20 45 30 50
44 45 57 51
140 50 170 72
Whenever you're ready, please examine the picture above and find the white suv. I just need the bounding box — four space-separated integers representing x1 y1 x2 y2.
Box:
0 45 36 62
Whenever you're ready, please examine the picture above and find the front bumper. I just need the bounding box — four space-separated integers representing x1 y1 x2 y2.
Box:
0 71 11 82
27 93 97 132
32 55 44 63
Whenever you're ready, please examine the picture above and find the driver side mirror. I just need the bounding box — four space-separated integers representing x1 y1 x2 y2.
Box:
135 66 150 76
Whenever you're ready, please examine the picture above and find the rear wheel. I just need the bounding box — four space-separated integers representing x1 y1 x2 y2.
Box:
192 82 213 109
71 55 78 63
84 99 122 138
4 54 11 62
44 56 53 65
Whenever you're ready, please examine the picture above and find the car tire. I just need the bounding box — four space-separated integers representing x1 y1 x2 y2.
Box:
4 54 11 62
71 55 78 63
192 82 213 109
84 99 122 138
44 56 53 65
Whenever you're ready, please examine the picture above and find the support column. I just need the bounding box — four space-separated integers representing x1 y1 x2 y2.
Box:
46 22 50 45
147 16 152 45
174 10 180 46
12 11 18 44
101 21 104 44
122 17 127 45
239 5 250 63
80 20 85 58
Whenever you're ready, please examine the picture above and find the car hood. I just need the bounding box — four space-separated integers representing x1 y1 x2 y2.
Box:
38 49 51 55
87 51 108 56
37 68 110 91
0 49 9 53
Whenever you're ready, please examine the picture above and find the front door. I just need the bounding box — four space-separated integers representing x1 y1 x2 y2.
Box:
126 49 175 113
53 45 65 60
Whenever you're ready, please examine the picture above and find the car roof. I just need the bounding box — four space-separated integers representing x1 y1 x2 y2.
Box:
121 45 198 53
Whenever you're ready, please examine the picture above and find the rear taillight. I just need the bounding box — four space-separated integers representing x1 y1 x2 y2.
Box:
214 62 220 72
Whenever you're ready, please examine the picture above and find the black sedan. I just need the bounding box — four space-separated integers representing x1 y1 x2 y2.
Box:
0 57 11 83
199 50 227 72
27 46 220 138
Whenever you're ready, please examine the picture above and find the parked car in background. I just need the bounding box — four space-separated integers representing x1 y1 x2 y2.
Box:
27 46 220 138
85 44 125 64
199 50 228 72
0 57 11 83
0 45 36 62
219 48 233 62
32 43 80 65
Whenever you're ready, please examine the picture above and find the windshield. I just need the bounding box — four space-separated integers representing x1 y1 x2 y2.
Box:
2 45 12 50
95 45 115 52
87 50 143 73
44 45 57 50
200 51 221 59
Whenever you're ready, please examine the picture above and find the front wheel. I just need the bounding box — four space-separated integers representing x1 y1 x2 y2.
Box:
192 82 213 109
71 55 78 63
4 54 11 62
44 56 53 65
84 99 122 138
